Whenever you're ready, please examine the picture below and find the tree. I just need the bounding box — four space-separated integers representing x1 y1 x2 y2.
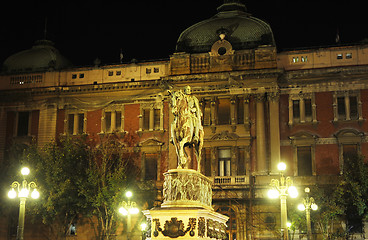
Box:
80 133 140 240
23 136 91 239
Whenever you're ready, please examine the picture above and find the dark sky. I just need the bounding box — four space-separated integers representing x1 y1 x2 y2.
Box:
0 0 367 67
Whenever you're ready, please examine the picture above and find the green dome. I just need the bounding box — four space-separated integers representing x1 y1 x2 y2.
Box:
3 40 72 74
176 0 275 54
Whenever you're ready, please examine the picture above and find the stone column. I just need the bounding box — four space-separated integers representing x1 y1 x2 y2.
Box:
268 92 281 174
111 111 116 131
38 104 57 147
256 94 267 174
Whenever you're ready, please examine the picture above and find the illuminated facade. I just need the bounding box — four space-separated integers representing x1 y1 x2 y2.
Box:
2 0 368 239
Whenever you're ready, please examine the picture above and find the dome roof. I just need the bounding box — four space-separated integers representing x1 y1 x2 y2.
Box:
3 39 72 74
175 0 275 54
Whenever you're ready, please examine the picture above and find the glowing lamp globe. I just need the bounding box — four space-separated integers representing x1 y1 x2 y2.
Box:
8 188 17 199
268 189 279 199
129 207 139 214
277 162 286 171
298 204 306 211
31 189 40 199
288 186 298 198
119 207 128 215
311 203 318 211
21 167 30 176
125 191 133 198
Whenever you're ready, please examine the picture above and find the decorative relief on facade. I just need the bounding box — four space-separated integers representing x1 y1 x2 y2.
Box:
152 218 196 238
198 217 206 238
162 169 212 208
206 219 227 240
210 130 239 141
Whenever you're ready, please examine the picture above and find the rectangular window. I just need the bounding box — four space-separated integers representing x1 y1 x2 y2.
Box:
346 53 352 59
143 109 150 130
237 148 245 175
72 74 77 79
343 144 358 160
305 99 312 121
203 100 211 126
68 114 74 134
217 98 230 125
115 111 122 131
144 153 158 180
77 114 84 134
349 96 358 120
17 112 30 136
105 112 112 132
292 100 300 121
154 109 160 130
297 146 312 176
154 67 159 73
116 71 121 76
337 53 343 59
218 148 231 176
146 68 151 74
237 97 244 124
108 71 113 76
204 148 212 177
79 73 84 78
337 96 346 120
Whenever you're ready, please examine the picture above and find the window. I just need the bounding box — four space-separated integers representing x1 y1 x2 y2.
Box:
343 144 358 161
79 73 84 78
116 71 121 76
218 148 231 176
154 67 159 73
108 71 113 76
292 57 299 63
202 100 211 126
236 97 244 124
146 68 151 74
103 111 122 133
67 113 85 135
237 147 246 175
72 74 77 79
141 107 162 131
289 94 315 125
16 112 30 136
203 148 212 177
337 53 343 59
301 56 308 62
334 92 361 121
346 53 352 59
144 153 158 180
217 98 230 125
297 146 312 176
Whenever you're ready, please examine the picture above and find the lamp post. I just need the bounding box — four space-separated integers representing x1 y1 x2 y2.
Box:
119 191 139 240
268 162 298 240
297 187 318 240
8 167 40 240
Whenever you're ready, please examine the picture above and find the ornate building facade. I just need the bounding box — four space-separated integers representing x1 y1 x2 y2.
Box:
1 0 368 239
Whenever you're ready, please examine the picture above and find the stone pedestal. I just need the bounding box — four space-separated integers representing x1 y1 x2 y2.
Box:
143 169 228 240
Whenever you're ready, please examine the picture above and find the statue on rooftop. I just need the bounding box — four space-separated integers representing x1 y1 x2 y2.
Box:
169 86 204 171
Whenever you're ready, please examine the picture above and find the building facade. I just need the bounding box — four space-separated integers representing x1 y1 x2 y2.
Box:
2 1 368 239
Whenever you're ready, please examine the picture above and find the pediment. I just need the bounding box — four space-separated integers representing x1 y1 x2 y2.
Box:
211 131 239 141
139 138 164 147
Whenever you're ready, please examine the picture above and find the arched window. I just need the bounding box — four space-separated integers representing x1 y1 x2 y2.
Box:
216 206 237 240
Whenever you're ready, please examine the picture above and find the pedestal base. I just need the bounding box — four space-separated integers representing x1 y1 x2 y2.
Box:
143 169 228 240
143 207 228 240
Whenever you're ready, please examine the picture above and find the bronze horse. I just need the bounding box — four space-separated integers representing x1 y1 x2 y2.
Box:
170 88 204 171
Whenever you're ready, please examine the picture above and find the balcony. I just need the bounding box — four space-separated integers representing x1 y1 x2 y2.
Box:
212 175 248 185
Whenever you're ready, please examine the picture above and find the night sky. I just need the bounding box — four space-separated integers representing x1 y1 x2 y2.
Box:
0 0 367 67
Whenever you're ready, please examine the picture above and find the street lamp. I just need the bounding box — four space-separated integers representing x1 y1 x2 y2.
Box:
8 167 39 240
268 162 298 240
297 187 318 240
119 191 139 240
141 222 147 240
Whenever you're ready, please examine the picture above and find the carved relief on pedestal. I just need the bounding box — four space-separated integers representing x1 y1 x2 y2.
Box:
162 169 212 209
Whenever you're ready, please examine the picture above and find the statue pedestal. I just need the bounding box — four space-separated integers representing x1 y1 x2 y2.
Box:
143 169 228 240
